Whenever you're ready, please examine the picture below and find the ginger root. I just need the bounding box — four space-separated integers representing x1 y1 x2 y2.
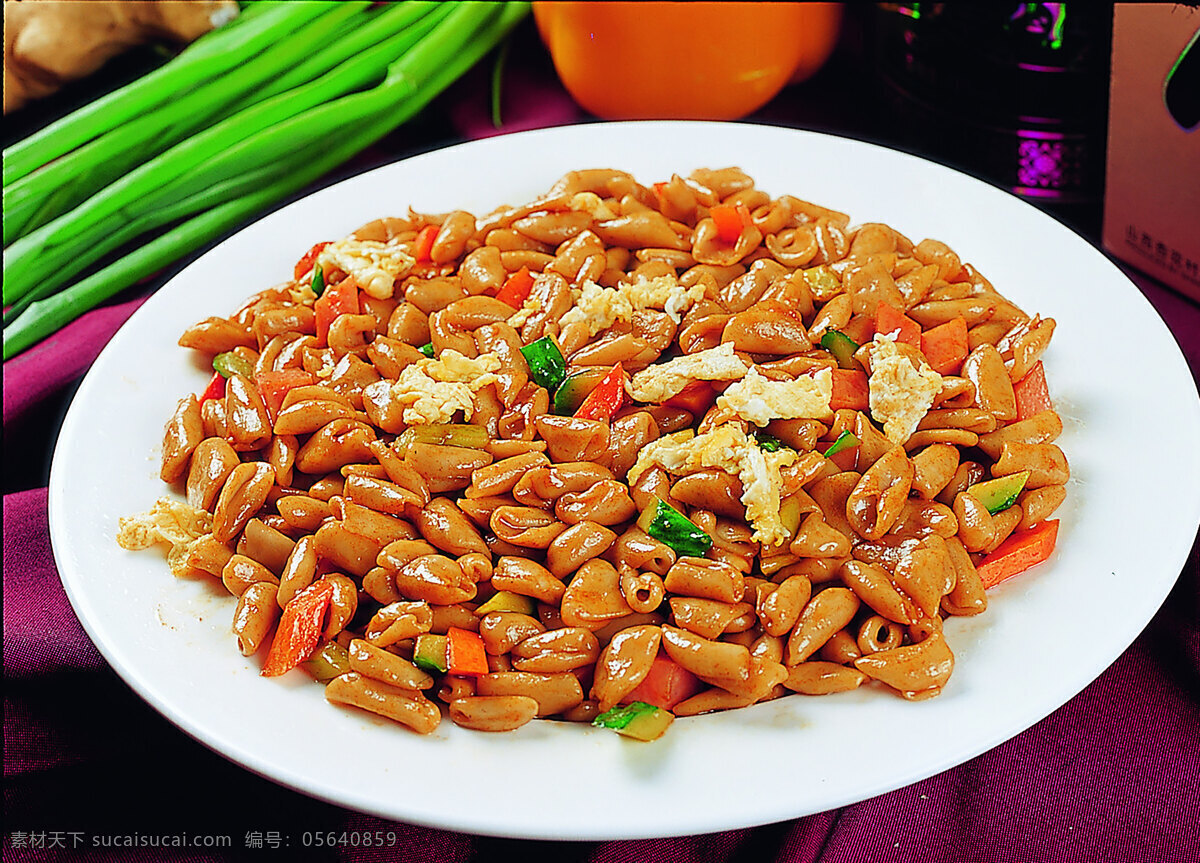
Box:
4 0 238 113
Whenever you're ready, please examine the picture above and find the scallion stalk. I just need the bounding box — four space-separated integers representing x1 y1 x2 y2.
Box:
1 1 332 185
3 2 367 242
2 2 531 359
2 5 455 304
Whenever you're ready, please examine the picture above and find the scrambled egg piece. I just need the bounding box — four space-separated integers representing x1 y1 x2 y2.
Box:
382 349 501 426
117 498 213 578
868 335 943 443
627 422 798 546
559 274 706 336
717 366 834 427
317 238 414 300
738 444 797 549
568 192 619 221
506 292 541 329
627 342 750 403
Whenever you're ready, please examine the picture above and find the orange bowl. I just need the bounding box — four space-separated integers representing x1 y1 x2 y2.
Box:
533 2 843 121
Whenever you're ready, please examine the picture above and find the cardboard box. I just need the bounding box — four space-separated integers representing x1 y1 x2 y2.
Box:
1103 4 1200 302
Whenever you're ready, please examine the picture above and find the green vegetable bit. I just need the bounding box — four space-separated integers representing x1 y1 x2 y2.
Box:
212 350 256 379
553 367 609 415
967 471 1031 514
419 342 435 358
823 430 860 458
593 701 674 741
413 633 448 674
636 496 713 557
311 264 325 297
802 264 842 300
519 335 568 392
397 423 489 450
755 432 786 452
300 640 351 683
819 330 859 369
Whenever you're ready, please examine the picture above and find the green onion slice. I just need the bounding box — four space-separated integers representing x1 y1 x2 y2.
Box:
823 430 860 458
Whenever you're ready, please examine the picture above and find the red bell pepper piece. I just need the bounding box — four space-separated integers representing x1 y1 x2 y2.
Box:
1013 361 1054 421
875 302 921 349
624 653 703 711
709 202 752 244
414 224 439 262
828 368 869 411
293 241 330 280
446 626 489 677
261 579 335 677
574 363 625 421
198 369 226 404
494 266 536 308
313 278 359 347
255 368 316 423
976 519 1060 590
920 316 969 375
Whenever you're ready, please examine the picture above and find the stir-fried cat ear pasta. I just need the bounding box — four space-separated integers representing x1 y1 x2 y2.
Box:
118 167 1068 741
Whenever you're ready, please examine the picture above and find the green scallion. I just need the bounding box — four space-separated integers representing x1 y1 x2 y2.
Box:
2 1 532 359
755 432 786 452
823 430 860 458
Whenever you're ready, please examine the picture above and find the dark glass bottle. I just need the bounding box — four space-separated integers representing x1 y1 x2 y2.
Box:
870 2 1114 236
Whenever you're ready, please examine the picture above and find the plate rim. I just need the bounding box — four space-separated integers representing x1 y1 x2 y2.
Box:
48 120 1200 840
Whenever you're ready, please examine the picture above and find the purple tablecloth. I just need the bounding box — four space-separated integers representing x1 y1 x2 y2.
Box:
4 20 1200 863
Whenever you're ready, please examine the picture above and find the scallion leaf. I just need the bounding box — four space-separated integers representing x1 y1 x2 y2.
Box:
2 1 533 358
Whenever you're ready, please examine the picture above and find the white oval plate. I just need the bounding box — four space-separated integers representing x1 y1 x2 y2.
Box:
50 122 1200 841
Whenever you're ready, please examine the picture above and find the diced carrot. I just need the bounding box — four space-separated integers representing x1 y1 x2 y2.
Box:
662 379 718 417
198 369 226 404
293 241 330 280
414 224 439 262
255 368 316 423
875 302 921 348
574 363 625 421
1013 361 1054 421
976 519 1060 589
709 203 745 243
828 368 869 411
709 202 752 244
494 266 535 308
261 580 335 677
624 653 703 711
920 316 969 375
446 626 489 677
313 278 359 347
